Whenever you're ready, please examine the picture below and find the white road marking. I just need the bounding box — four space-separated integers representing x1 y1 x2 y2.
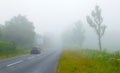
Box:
7 60 23 67
7 55 40 67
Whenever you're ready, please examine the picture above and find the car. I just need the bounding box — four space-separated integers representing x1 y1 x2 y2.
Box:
30 47 41 54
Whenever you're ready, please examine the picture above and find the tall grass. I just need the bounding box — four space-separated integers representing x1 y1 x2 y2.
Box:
0 40 29 58
57 49 120 73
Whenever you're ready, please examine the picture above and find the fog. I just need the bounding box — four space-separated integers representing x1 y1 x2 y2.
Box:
0 0 120 51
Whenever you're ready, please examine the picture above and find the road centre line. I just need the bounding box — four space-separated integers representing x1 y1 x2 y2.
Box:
7 60 23 67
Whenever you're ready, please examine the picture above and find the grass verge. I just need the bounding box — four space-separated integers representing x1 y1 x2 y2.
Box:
56 49 120 73
0 48 29 58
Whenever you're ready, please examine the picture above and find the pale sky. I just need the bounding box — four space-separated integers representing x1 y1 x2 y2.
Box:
0 0 120 51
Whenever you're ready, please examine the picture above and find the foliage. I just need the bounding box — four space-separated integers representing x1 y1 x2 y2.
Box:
0 40 16 58
86 5 107 51
63 21 85 47
0 25 3 37
0 47 29 58
57 49 120 73
0 40 29 58
2 15 35 47
0 40 16 52
0 15 36 58
43 33 55 48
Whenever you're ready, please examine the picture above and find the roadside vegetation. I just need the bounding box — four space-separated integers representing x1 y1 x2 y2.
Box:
0 15 36 58
57 49 120 73
57 5 120 73
0 39 30 58
0 47 29 58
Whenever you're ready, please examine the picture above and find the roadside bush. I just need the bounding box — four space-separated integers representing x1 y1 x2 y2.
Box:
57 49 120 73
0 40 16 55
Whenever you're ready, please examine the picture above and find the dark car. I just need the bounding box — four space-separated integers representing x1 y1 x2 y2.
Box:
30 47 41 54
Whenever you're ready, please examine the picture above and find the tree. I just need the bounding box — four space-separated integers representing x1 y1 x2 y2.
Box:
63 21 85 48
34 34 43 47
0 24 4 38
86 5 107 51
2 15 35 47
43 33 54 48
72 21 85 46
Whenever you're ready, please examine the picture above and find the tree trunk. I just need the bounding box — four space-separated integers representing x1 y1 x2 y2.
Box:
98 36 102 52
98 24 102 52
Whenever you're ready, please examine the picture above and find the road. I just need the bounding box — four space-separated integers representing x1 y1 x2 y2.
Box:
0 48 62 73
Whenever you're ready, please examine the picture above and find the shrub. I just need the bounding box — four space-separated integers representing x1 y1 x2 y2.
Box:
0 40 16 55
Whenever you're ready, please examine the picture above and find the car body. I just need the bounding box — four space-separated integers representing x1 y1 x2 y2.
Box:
30 47 41 54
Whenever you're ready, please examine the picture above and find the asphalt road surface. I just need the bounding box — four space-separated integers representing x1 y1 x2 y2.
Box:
0 48 62 73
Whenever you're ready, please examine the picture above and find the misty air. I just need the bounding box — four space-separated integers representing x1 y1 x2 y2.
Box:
0 0 120 73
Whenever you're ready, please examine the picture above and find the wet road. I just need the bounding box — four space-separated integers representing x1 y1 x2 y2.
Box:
0 48 62 73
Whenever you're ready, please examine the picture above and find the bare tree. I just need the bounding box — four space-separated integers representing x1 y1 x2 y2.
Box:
63 21 85 48
86 5 107 51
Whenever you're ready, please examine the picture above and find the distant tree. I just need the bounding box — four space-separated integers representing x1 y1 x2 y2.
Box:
86 5 107 51
0 24 4 38
0 27 2 38
2 15 35 47
43 33 54 48
63 21 85 47
73 21 85 46
34 34 43 47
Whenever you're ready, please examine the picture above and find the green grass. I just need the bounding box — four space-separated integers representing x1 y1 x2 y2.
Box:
0 48 29 58
0 40 29 58
56 49 120 73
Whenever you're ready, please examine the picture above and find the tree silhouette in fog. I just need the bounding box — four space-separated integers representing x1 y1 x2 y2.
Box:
86 5 107 51
2 15 35 47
